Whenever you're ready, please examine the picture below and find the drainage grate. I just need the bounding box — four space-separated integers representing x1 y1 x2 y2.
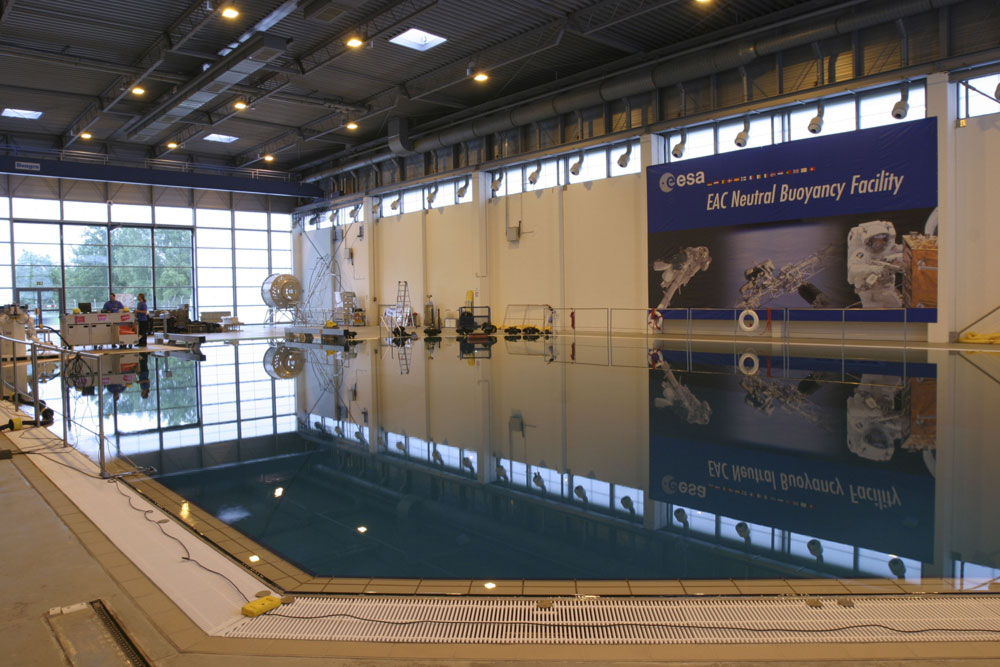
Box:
222 595 1000 644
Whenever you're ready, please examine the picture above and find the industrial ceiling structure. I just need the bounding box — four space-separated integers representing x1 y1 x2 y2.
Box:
0 0 997 193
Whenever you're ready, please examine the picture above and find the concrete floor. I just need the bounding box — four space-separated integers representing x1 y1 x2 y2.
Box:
4 327 1000 665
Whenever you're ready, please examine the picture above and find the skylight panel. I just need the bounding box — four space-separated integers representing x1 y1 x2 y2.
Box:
204 133 239 143
389 28 446 51
2 108 43 119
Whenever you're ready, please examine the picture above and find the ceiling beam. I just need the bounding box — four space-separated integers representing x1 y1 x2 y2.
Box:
254 0 677 163
62 0 223 148
295 0 439 75
154 74 294 158
148 0 427 160
0 43 365 114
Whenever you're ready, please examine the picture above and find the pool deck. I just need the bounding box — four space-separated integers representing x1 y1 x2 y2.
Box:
3 328 1000 665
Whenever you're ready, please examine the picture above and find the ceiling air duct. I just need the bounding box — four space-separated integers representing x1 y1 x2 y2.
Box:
127 32 287 142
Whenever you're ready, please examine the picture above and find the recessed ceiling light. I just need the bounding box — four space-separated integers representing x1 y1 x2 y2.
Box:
166 141 178 149
248 554 260 563
473 72 489 82
345 121 358 130
2 108 43 119
221 6 239 19
80 131 93 140
204 133 239 143
346 36 364 48
132 86 145 95
356 526 368 533
273 486 283 497
234 100 248 110
483 582 497 589
389 27 446 51
263 154 275 162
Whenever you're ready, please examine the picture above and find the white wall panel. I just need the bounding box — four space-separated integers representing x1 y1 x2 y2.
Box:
563 174 645 311
425 202 476 320
376 211 424 318
488 190 561 322
953 115 1000 331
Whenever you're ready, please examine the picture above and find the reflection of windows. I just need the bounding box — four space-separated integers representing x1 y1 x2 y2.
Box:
613 484 643 516
530 464 561 495
572 476 611 507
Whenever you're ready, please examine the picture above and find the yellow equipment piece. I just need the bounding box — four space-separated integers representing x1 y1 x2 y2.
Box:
958 331 1000 344
10 417 23 431
122 307 130 312
241 595 282 617
325 320 335 328
72 308 81 314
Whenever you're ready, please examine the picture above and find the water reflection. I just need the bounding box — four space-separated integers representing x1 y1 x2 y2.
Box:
119 337 1000 583
38 341 297 462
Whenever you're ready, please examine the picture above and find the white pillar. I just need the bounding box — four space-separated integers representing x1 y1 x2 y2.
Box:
926 72 957 343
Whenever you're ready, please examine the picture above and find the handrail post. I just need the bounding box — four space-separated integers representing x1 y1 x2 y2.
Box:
97 354 107 478
60 349 68 446
11 338 19 408
31 343 40 422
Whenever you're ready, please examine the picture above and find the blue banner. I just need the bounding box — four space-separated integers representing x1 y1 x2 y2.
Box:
646 119 939 317
647 119 937 231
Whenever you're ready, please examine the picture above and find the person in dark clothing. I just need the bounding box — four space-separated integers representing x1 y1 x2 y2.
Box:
138 354 150 399
136 292 150 347
102 293 124 313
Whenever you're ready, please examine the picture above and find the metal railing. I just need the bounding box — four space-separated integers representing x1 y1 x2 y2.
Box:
0 332 113 477
611 306 922 342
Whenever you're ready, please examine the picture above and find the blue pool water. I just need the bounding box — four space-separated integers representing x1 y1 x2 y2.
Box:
55 337 1000 583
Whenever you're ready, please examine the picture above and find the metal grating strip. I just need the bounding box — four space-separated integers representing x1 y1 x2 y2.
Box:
222 595 1000 644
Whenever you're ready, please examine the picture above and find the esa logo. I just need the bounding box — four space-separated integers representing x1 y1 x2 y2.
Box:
661 475 707 498
659 170 705 193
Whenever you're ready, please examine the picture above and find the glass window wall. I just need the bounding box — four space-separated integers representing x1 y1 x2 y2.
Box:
0 195 292 323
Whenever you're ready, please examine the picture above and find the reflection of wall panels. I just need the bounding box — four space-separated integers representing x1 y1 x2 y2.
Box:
905 377 936 450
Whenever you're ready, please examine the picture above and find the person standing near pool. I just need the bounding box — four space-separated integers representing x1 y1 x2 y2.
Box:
136 293 150 347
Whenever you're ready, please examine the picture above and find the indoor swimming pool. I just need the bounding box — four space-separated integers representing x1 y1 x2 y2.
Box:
37 336 1000 589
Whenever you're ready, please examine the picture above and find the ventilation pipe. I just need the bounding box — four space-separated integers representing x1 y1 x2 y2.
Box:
304 0 963 183
388 116 415 155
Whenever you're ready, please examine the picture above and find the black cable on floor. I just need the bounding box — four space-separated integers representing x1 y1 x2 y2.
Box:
11 438 253 604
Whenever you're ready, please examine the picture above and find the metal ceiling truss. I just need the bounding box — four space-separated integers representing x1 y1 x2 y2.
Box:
235 0 675 167
150 0 436 163
155 73 293 158
63 0 222 148
0 42 363 115
294 0 439 76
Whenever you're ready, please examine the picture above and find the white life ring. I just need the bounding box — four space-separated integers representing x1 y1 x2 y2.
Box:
738 309 760 333
647 308 663 332
738 352 760 376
